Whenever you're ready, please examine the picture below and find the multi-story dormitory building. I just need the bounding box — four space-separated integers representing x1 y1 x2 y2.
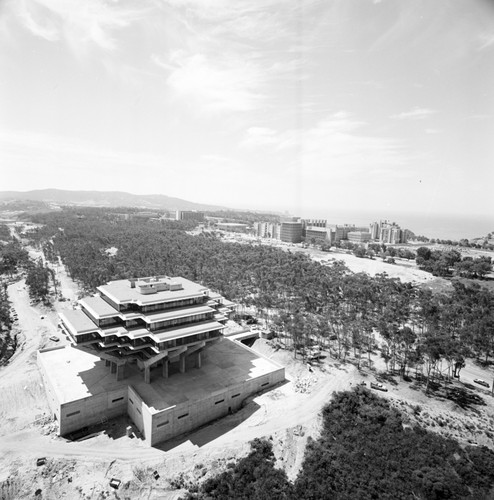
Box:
369 220 407 244
38 276 284 445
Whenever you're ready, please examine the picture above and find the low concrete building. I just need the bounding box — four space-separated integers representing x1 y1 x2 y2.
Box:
347 231 371 243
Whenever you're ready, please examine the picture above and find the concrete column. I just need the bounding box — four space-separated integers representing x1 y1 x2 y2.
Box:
179 353 186 374
110 362 117 374
196 351 202 369
144 366 151 384
105 360 111 367
162 359 169 379
116 363 125 381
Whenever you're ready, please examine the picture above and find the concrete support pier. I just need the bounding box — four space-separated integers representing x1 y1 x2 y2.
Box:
116 363 125 381
144 366 151 384
162 359 169 379
196 351 202 369
179 353 186 374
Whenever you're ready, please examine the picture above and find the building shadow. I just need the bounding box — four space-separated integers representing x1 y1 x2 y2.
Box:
152 400 262 452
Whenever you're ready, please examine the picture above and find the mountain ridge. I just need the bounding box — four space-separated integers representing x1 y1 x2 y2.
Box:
0 189 226 212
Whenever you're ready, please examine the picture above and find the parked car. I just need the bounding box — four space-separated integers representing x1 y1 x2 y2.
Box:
370 382 388 392
474 378 490 388
49 336 59 342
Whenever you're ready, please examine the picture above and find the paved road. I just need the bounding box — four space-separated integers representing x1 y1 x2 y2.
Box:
460 360 494 393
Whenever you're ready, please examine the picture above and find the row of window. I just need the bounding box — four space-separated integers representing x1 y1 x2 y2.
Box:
149 312 213 331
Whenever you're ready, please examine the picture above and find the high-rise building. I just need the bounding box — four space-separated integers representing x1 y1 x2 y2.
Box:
280 217 303 243
370 220 407 244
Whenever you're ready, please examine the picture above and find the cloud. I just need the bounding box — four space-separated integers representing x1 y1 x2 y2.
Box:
0 129 171 179
391 108 437 120
241 113 409 179
10 0 147 52
165 52 267 112
478 32 494 51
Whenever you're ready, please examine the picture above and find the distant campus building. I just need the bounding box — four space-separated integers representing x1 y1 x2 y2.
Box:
39 276 284 446
280 217 303 243
370 220 407 244
253 216 407 247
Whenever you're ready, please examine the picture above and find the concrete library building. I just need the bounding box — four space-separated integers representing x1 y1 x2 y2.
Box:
38 276 284 446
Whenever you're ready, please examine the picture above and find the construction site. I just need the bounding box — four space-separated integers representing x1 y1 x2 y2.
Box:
40 276 285 445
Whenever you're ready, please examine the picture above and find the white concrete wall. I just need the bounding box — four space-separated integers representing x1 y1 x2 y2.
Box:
148 366 285 446
58 387 127 435
37 349 63 426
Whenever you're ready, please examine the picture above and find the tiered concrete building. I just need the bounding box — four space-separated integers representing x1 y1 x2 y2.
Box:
39 276 284 445
59 276 232 383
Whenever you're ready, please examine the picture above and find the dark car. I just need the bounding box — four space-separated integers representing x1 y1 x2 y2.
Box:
474 378 490 388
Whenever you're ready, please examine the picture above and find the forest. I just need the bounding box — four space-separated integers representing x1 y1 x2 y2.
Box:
17 208 494 389
183 388 494 500
21 208 494 381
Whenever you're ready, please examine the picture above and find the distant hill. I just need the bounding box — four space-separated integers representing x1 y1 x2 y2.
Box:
0 189 226 212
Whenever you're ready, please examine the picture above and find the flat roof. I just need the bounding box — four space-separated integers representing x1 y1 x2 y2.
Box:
80 296 119 318
60 310 98 335
97 277 208 306
38 339 283 411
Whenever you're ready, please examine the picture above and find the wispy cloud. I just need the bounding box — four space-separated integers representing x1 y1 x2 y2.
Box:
241 112 409 178
164 52 266 112
0 129 171 176
10 0 147 52
391 108 437 120
478 32 494 51
150 0 311 114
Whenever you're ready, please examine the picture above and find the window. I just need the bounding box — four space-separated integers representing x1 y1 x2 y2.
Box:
232 393 240 398
177 413 189 420
66 410 80 417
261 382 269 387
157 420 169 428
129 398 134 405
112 397 124 403
214 399 224 405
136 408 141 414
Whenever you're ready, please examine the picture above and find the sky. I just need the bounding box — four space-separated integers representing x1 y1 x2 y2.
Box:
1 0 493 227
